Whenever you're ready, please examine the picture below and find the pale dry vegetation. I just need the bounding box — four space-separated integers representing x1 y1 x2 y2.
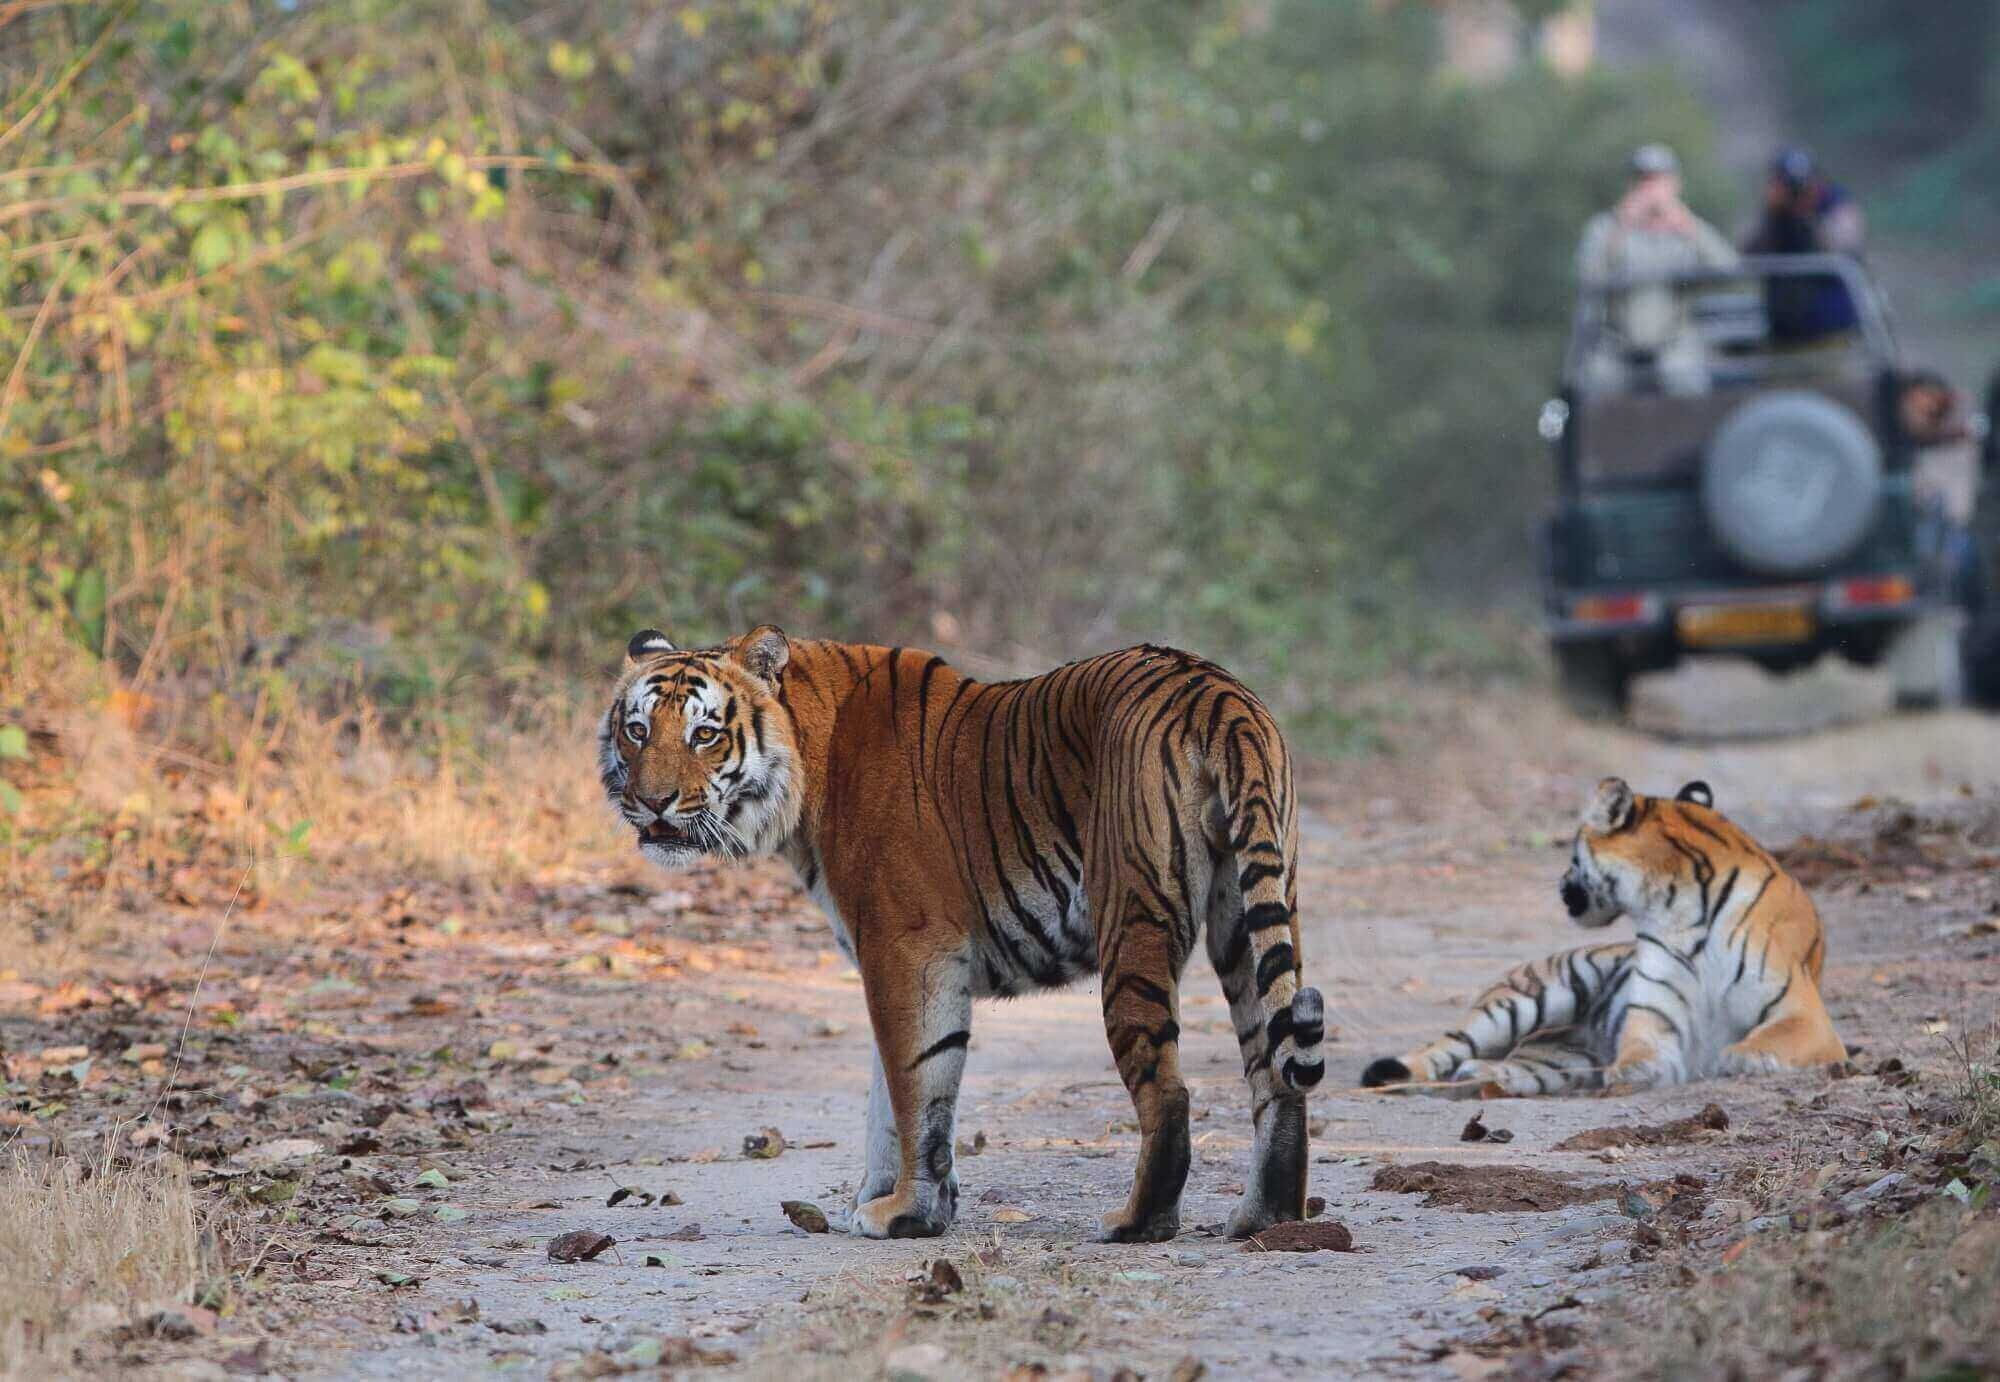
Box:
2 584 625 985
0 1152 214 1376
1635 1200 2000 1381
1610 1033 2000 1382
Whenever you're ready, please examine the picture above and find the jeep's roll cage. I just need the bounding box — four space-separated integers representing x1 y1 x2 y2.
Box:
1550 255 1905 495
1562 253 1899 387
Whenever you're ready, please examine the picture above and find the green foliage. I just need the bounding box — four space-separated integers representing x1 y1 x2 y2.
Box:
1776 0 2000 228
990 1 1720 670
1 0 1717 743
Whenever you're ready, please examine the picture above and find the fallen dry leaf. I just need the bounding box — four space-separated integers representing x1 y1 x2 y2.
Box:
780 1200 830 1233
547 1230 617 1263
910 1257 964 1303
742 1127 786 1159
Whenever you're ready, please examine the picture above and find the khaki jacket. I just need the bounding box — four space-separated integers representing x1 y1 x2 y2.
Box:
1576 210 1739 350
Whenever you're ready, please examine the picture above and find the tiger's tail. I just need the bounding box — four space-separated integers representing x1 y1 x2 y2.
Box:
1207 703 1324 1093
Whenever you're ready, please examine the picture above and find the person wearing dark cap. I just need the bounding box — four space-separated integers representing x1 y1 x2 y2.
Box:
1746 146 1865 341
1575 144 1739 394
1747 146 1866 257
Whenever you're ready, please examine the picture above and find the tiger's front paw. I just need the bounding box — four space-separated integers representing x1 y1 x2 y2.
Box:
1720 1043 1785 1078
1604 1056 1676 1094
848 1178 958 1239
1452 1060 1541 1098
850 1169 897 1216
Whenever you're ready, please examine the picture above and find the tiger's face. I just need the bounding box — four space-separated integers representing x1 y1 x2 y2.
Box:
1561 776 1716 929
598 625 802 870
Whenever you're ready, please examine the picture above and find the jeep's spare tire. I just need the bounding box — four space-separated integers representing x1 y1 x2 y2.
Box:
1701 390 1882 576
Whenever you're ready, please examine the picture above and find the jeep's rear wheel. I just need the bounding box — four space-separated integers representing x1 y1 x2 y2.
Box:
1554 642 1630 720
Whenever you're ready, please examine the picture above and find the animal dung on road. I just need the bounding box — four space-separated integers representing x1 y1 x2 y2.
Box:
1372 1162 1614 1213
1552 1103 1729 1152
1240 1220 1356 1253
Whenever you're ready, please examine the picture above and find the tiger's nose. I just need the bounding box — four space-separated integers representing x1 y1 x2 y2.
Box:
1561 877 1589 917
633 791 675 816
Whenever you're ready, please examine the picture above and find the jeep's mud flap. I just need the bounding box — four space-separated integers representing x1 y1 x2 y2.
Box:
1887 611 1965 710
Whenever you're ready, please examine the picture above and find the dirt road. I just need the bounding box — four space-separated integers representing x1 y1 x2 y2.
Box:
171 690 1990 1380
8 672 1998 1377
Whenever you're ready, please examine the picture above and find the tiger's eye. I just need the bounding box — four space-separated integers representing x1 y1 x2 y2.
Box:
626 720 649 744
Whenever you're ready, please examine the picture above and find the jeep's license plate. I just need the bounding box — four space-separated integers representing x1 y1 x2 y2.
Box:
1676 602 1814 648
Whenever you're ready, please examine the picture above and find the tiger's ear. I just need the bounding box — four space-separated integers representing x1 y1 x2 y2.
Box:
626 629 675 664
1584 777 1635 832
1675 780 1714 809
735 624 790 683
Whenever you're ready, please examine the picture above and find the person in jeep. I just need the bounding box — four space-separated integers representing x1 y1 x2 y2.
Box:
1746 146 1865 341
1574 143 1740 396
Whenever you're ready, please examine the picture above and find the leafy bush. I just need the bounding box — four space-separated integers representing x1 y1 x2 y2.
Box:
2 0 1718 745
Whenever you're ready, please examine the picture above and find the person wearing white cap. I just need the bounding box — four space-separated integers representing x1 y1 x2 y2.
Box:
1574 144 1740 395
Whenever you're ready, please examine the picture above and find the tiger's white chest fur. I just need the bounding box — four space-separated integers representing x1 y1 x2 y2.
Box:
1615 877 1787 1079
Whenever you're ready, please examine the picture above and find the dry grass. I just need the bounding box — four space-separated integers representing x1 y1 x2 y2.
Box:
1611 1037 2000 1381
0 1153 214 1376
3 587 632 983
1630 1201 2000 1381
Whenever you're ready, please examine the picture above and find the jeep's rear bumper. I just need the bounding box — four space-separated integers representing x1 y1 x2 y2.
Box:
1545 573 1931 645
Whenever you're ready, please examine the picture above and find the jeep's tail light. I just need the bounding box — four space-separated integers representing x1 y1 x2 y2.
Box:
1827 574 1915 610
1569 593 1658 625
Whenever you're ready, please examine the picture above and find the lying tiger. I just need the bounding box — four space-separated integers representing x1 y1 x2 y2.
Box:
1363 777 1846 1096
600 626 1325 1241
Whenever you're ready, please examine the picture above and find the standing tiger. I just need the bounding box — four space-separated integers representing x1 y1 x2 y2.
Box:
599 626 1325 1241
1363 777 1845 1096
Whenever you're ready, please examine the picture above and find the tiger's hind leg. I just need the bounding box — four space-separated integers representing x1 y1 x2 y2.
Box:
1205 860 1308 1238
1451 1039 1604 1097
1095 877 1196 1244
1361 942 1633 1092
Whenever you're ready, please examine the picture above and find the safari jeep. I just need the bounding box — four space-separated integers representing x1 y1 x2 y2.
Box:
1540 253 1962 717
